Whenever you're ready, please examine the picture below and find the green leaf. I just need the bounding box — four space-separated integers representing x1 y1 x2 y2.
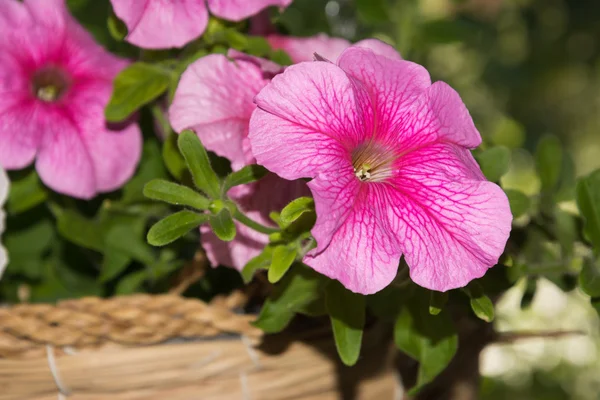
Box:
56 209 104 252
246 36 271 56
579 258 600 297
241 246 273 284
325 281 365 366
4 219 54 279
178 130 221 199
107 10 127 41
554 208 577 258
592 298 600 317
254 266 327 333
105 62 172 122
535 135 563 191
429 291 448 316
222 165 268 194
280 197 315 226
476 146 511 182
162 131 187 180
576 169 600 254
147 210 208 246
7 171 48 214
144 179 210 210
115 271 148 295
504 189 530 218
105 224 155 265
464 287 495 323
394 303 458 394
209 208 236 242
269 50 293 66
100 251 131 282
268 245 297 283
122 141 168 203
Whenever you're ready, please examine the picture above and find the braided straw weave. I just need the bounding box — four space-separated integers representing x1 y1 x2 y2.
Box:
0 294 398 399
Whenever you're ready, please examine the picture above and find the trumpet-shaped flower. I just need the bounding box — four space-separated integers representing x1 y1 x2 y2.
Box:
111 0 293 49
249 46 512 294
0 166 8 279
0 0 142 199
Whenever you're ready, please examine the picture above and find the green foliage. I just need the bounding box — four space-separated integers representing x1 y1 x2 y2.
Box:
222 165 268 194
429 291 448 316
504 189 531 218
147 210 208 246
280 197 315 227
105 63 172 122
178 131 221 199
268 245 297 283
241 246 273 283
144 180 210 210
394 299 458 394
535 135 563 192
579 258 600 298
326 281 365 366
254 266 328 333
107 10 127 41
464 282 495 322
7 171 48 214
476 146 511 182
162 131 188 180
577 169 600 254
209 208 236 242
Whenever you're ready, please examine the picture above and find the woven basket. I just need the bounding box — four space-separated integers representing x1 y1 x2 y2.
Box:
0 294 400 399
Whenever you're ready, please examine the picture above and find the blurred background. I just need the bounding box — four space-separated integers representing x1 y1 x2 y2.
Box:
280 0 600 398
3 0 599 398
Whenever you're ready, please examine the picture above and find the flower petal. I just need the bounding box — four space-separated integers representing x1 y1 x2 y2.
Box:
110 0 209 49
201 221 267 270
170 54 269 170
337 46 431 149
305 181 402 295
250 61 365 180
35 108 96 199
354 39 402 60
208 0 292 22
387 143 512 291
267 34 351 63
0 99 42 169
411 81 482 148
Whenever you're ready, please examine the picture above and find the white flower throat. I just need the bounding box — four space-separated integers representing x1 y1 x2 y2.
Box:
351 142 396 183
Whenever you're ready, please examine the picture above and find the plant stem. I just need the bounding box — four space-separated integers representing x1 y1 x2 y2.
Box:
233 209 279 235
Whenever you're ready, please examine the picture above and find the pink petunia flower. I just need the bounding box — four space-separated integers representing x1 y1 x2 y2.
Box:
169 50 308 270
267 33 401 63
0 0 142 199
0 166 8 279
111 0 293 49
248 46 512 294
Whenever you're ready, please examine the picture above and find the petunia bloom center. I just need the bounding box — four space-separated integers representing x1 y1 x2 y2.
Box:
351 141 396 183
32 66 71 102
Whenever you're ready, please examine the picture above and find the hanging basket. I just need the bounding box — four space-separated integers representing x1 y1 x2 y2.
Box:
0 294 399 399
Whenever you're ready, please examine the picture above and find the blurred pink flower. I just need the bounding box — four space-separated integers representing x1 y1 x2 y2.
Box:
0 0 142 199
169 51 308 270
0 166 8 279
249 45 512 294
111 0 293 49
267 33 401 63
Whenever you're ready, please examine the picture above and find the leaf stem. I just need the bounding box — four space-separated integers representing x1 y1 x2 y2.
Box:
233 209 279 235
